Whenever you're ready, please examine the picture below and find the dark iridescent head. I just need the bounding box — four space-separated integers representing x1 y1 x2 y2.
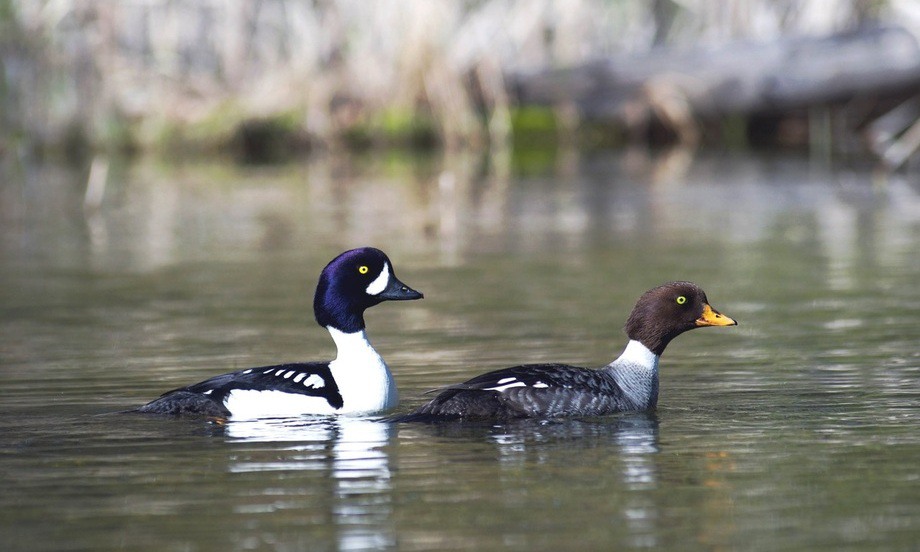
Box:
624 281 736 356
313 247 423 333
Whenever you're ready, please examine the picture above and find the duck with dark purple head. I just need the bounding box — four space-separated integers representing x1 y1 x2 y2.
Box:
137 247 423 419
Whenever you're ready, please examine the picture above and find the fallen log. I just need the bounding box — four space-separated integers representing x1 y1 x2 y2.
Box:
511 26 920 142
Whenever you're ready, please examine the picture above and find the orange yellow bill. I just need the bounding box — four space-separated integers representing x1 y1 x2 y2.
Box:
696 304 737 327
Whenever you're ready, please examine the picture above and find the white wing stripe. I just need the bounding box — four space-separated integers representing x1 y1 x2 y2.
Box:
302 374 325 388
485 381 527 392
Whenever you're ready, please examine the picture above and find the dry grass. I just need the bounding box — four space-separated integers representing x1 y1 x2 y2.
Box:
3 0 918 155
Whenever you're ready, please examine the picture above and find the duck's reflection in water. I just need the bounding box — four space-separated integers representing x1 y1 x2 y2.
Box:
222 416 395 550
609 414 660 547
396 412 660 547
403 413 658 464
489 414 660 548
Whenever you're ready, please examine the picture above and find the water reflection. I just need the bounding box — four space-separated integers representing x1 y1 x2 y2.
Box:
498 415 661 548
221 417 395 550
396 413 662 546
3 151 917 276
395 413 657 451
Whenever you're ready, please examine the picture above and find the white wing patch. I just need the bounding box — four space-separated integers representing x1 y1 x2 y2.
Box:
365 262 390 295
302 374 325 389
485 377 550 392
251 367 325 387
485 380 527 392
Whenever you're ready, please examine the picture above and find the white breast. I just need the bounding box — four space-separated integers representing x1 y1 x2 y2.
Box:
327 327 398 415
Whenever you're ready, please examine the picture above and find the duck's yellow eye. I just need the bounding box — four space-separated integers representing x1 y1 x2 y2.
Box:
358 265 369 275
676 295 687 305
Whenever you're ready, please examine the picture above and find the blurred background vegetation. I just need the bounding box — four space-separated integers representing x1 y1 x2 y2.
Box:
2 0 919 166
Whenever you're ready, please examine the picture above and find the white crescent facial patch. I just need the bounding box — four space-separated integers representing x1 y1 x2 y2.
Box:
365 262 390 295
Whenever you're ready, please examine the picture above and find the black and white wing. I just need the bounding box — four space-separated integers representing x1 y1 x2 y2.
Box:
137 362 343 418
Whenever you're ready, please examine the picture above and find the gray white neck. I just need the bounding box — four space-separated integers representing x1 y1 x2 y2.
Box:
327 326 399 414
617 339 659 370
605 339 660 410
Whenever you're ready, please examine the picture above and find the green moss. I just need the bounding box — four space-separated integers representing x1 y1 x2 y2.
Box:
145 102 244 157
186 100 250 149
133 101 639 163
510 146 557 176
510 106 558 149
341 124 374 151
378 109 440 149
344 148 441 180
147 120 186 155
508 106 563 175
230 112 308 164
341 108 440 150
146 105 310 163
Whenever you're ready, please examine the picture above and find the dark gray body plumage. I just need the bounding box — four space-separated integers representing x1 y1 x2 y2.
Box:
394 362 658 422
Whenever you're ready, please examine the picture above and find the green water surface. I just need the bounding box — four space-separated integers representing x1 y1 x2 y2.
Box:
1 151 918 551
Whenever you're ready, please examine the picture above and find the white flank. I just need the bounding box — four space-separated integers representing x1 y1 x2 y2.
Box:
225 389 340 419
365 262 390 295
327 327 398 414
486 381 527 392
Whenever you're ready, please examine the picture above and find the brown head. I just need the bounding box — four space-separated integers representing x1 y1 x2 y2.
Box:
624 281 737 356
